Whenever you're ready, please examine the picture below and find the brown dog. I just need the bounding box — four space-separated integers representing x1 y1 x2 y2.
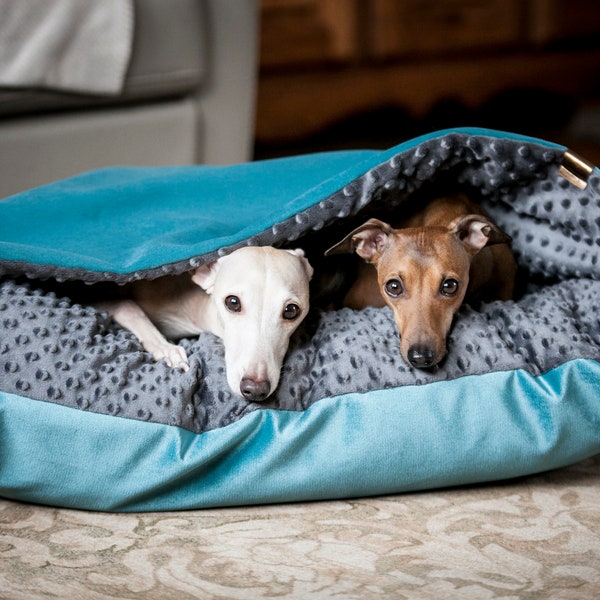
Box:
325 194 516 369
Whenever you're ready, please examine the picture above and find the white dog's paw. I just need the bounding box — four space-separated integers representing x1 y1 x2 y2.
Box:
151 342 190 371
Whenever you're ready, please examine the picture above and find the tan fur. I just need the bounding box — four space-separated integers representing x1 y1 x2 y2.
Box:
326 194 517 369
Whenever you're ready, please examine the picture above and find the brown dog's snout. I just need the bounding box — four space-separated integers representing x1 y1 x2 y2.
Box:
240 377 271 402
406 345 437 369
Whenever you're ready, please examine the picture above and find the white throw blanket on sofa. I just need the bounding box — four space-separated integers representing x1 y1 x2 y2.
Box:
0 0 134 95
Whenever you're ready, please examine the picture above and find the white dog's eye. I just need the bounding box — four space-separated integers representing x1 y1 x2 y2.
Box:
225 295 242 312
282 303 301 321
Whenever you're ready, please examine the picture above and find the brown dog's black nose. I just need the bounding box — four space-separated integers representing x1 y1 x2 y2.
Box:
407 346 436 369
240 377 271 402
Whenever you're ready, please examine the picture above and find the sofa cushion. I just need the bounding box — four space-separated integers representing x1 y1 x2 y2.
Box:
0 0 206 117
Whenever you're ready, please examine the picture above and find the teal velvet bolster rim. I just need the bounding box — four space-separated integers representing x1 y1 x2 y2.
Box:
1 358 599 512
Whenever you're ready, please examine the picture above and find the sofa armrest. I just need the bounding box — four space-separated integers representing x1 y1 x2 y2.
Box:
198 0 259 164
0 0 259 198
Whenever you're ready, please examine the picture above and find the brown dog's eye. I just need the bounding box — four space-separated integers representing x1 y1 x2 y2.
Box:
384 278 404 298
225 295 242 312
282 303 301 321
441 278 459 296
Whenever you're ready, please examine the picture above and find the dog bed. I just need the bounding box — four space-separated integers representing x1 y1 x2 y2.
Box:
1 127 599 512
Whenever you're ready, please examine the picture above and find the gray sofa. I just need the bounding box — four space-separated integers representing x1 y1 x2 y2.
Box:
0 0 258 199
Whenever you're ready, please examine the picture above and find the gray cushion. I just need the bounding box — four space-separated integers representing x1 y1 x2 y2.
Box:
0 0 206 117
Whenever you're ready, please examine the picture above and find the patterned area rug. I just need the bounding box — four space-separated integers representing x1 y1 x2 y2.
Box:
1 455 599 599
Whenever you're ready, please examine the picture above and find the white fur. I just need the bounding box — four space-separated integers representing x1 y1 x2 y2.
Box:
98 246 313 401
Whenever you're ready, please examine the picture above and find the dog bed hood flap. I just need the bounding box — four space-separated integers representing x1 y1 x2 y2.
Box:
0 148 383 280
0 127 574 283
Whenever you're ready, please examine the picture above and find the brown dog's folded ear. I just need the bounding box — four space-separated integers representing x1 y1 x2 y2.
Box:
325 218 394 263
450 214 512 255
324 233 355 256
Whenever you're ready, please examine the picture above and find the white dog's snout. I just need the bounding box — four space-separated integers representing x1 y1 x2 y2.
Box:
225 335 284 402
239 376 271 402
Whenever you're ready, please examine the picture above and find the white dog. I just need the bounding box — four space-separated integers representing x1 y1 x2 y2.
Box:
99 246 313 402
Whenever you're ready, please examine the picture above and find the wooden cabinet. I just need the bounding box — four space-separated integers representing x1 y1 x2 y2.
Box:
260 0 360 67
255 0 600 145
366 0 524 58
529 0 600 44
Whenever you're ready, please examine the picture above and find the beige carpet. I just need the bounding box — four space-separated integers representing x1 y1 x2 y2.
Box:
1 454 599 599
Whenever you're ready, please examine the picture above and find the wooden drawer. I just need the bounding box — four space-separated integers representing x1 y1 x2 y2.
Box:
529 0 600 45
367 0 525 58
259 0 359 68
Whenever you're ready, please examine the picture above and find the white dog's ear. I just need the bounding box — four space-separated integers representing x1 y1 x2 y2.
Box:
191 259 222 293
287 248 314 280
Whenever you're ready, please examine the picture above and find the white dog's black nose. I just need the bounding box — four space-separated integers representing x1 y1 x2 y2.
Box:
240 377 271 402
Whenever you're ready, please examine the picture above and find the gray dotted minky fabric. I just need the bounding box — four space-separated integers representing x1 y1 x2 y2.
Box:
1 132 599 433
